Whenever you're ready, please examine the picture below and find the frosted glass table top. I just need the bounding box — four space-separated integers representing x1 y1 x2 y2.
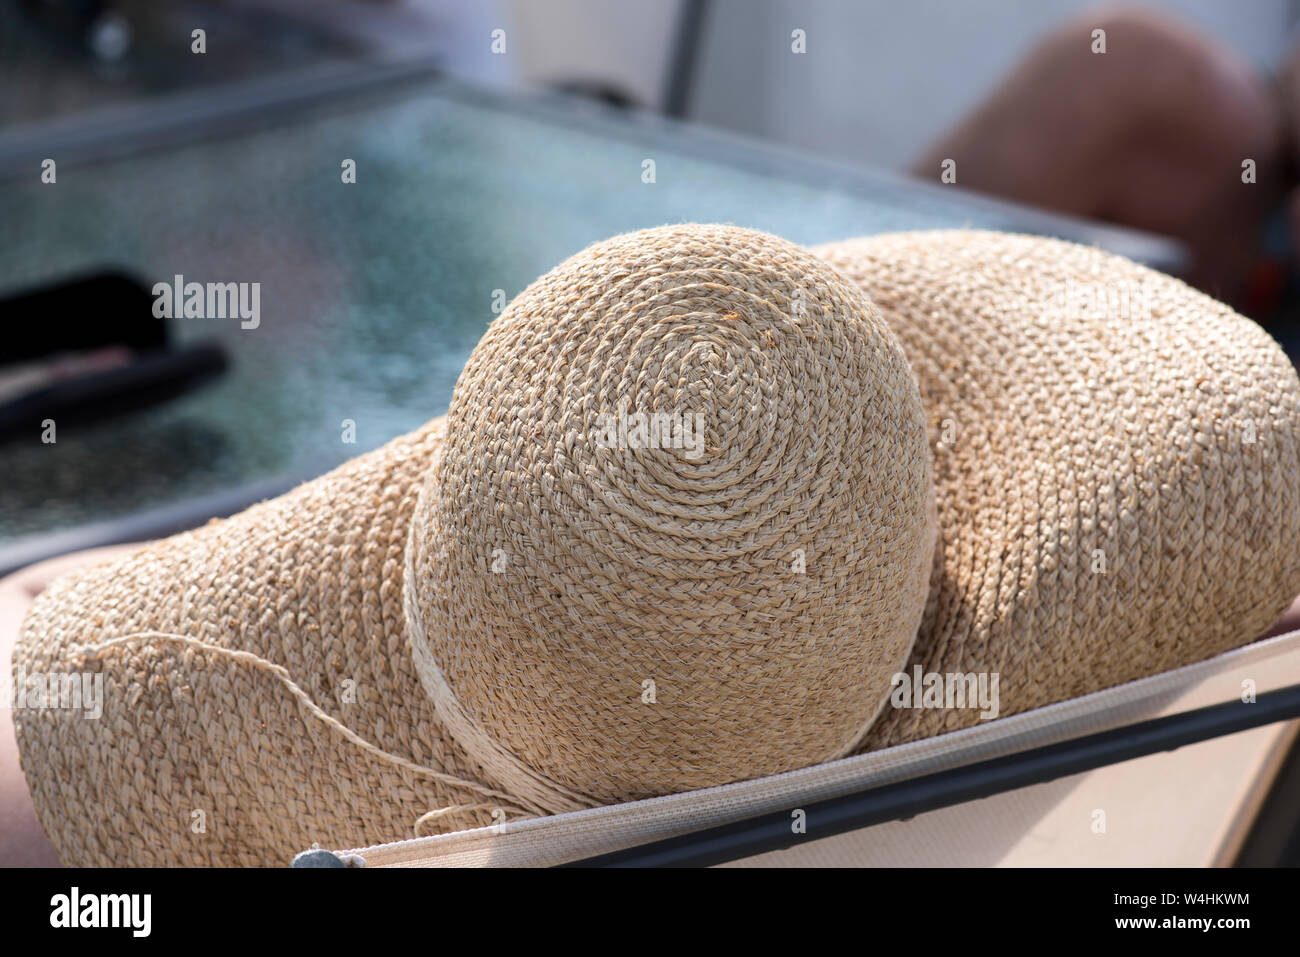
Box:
0 61 1176 548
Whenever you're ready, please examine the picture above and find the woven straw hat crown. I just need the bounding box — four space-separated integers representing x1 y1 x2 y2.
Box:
406 224 936 804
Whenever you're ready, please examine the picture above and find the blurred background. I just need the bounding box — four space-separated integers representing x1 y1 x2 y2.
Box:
4 0 1300 545
5 1 1296 161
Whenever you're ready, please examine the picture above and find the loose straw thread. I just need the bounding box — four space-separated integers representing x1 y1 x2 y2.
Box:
84 632 553 821
412 803 534 837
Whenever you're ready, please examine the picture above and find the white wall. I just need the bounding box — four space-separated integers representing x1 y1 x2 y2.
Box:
495 0 1296 171
507 0 680 105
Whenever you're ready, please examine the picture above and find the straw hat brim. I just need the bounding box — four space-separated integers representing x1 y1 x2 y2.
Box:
12 417 545 866
814 231 1300 750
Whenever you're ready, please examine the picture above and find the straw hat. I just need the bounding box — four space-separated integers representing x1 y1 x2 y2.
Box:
13 224 937 866
14 225 1300 867
813 231 1300 751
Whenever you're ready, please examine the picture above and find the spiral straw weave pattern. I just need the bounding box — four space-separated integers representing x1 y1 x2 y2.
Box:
814 231 1300 750
408 224 935 803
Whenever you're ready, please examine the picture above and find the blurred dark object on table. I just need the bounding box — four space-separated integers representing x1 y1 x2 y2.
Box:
0 271 228 442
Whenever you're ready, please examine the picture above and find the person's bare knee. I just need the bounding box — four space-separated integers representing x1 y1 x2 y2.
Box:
1 609 61 867
1083 6 1280 293
913 4 1281 297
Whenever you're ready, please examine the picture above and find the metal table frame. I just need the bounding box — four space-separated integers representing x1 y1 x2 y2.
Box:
565 685 1300 866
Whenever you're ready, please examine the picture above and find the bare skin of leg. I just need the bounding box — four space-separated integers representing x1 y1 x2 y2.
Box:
912 5 1283 304
0 545 140 867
